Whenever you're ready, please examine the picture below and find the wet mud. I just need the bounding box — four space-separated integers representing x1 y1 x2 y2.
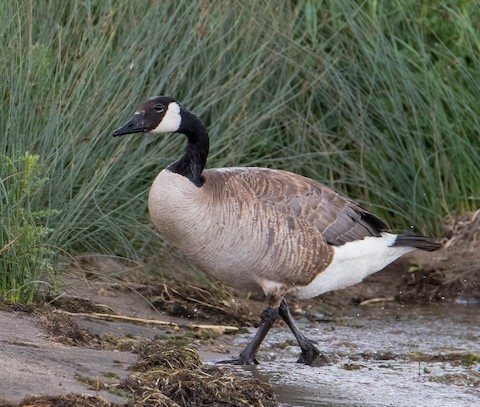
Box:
202 303 479 407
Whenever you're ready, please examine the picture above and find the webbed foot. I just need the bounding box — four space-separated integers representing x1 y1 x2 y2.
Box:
297 339 331 366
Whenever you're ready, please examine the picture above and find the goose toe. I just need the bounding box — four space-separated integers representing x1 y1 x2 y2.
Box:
217 355 260 366
297 341 332 366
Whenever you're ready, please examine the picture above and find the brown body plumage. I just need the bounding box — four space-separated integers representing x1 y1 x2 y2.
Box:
149 168 335 299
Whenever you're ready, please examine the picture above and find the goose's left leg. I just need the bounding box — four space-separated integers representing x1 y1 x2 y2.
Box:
279 299 331 366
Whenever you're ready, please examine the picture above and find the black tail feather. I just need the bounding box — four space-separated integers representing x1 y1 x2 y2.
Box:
392 234 442 251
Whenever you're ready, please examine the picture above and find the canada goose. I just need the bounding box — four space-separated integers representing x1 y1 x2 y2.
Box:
113 96 441 366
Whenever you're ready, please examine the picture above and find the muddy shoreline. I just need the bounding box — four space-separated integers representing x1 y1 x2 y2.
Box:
1 256 479 407
1 216 479 407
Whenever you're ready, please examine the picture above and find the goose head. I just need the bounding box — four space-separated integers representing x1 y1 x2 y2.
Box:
113 96 209 186
113 96 183 136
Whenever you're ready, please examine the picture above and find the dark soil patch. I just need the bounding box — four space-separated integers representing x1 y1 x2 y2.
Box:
402 210 480 303
0 299 36 313
16 394 112 407
47 295 115 314
140 282 261 326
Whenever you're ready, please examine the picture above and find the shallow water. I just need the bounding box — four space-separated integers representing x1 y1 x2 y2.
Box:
206 304 480 407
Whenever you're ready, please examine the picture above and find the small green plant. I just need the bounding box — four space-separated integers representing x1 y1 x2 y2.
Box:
0 152 59 303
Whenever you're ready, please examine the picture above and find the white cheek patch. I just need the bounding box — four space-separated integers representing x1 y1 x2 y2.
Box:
151 102 182 134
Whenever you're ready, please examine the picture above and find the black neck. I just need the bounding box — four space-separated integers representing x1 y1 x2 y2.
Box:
167 109 209 187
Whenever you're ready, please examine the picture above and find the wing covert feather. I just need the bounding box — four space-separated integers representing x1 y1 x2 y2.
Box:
203 167 389 246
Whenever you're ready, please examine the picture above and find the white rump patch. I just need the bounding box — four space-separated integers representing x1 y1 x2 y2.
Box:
151 102 181 134
296 233 416 299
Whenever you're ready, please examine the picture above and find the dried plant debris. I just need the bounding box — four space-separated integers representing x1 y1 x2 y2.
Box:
443 210 480 249
141 282 260 326
122 339 278 407
409 352 480 367
440 210 480 284
123 368 277 407
38 311 94 346
426 372 480 387
132 339 203 372
70 252 146 283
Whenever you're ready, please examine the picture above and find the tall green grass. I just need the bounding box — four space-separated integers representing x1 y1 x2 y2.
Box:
1 0 479 299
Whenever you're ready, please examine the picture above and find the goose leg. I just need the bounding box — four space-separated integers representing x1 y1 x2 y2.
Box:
221 306 279 365
279 300 331 366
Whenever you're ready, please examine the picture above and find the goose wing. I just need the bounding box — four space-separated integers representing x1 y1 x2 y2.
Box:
205 167 389 246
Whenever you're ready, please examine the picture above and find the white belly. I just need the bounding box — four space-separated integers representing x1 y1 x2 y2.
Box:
295 233 415 299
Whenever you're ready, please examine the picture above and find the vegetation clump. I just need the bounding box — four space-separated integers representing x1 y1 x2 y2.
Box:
122 339 278 407
132 339 203 372
409 351 480 367
0 152 58 303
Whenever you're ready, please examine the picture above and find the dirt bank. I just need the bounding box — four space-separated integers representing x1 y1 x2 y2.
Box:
0 277 277 407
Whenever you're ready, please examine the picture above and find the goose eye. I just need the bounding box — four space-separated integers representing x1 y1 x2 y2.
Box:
154 103 165 112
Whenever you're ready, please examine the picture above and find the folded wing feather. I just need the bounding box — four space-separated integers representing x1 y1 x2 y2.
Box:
204 167 389 246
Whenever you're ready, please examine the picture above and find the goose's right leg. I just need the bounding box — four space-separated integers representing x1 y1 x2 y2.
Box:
279 299 331 366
